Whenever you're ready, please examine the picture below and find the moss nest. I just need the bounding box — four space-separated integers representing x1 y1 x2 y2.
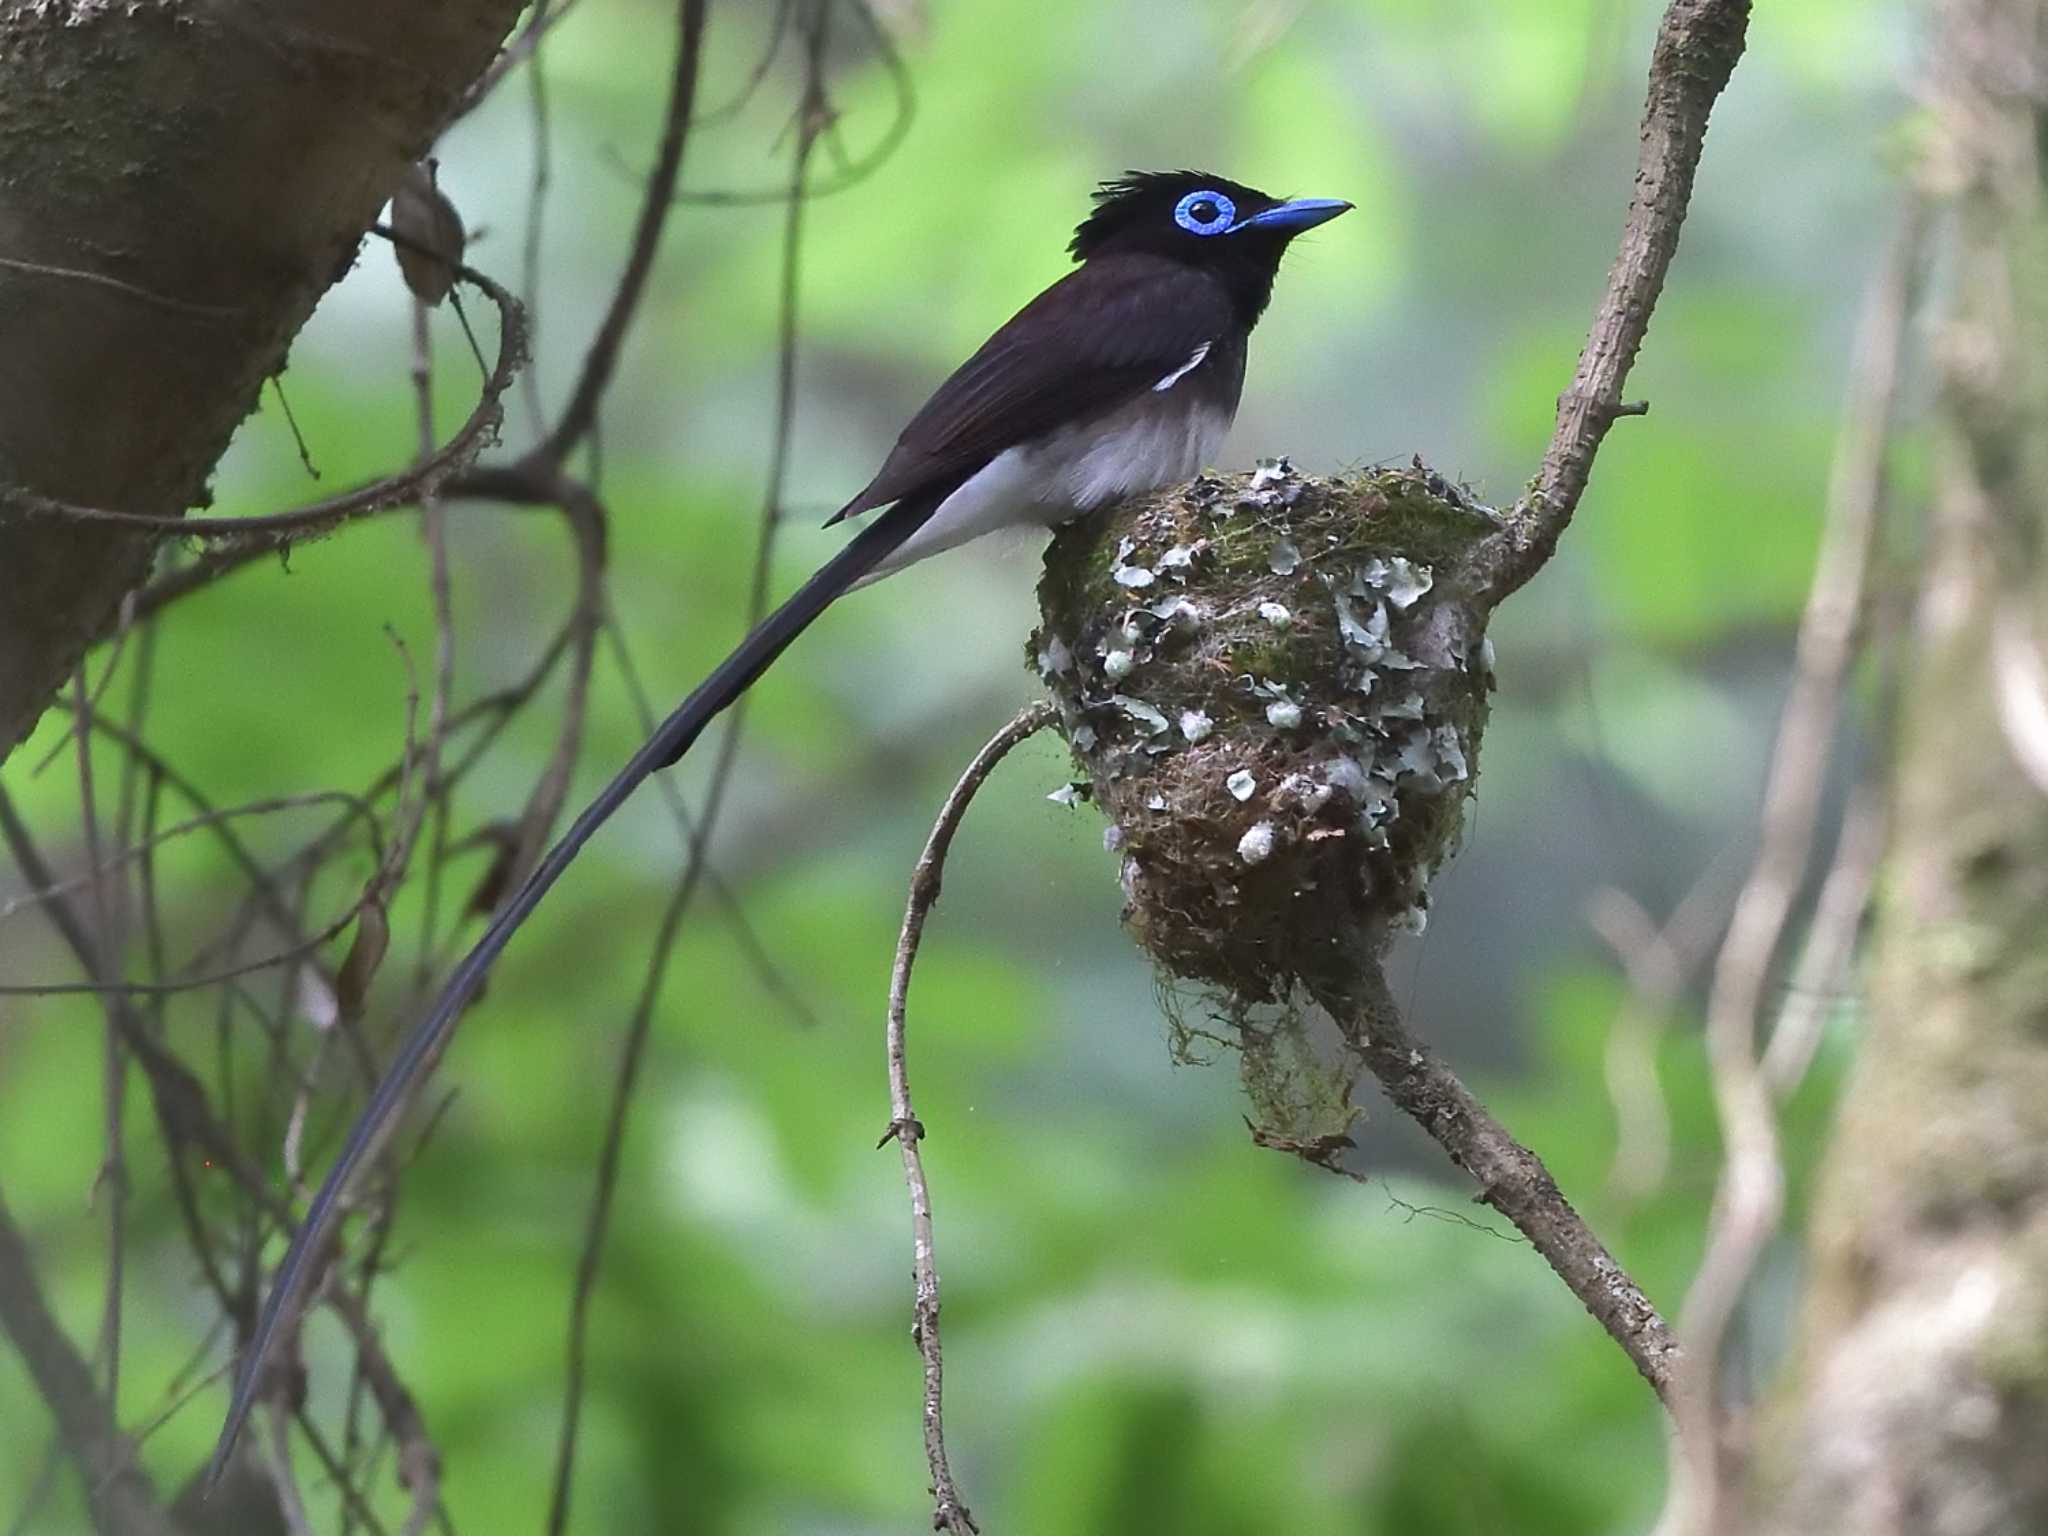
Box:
1031 459 1499 1007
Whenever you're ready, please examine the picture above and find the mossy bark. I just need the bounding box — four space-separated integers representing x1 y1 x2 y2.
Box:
1755 2 2048 1528
0 0 525 760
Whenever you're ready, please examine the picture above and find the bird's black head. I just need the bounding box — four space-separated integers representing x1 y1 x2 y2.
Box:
1068 169 1352 323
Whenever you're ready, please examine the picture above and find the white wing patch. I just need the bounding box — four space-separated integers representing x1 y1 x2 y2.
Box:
1152 341 1212 392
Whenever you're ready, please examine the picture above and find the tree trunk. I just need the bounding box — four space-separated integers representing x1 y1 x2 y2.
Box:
1757 2 2048 1529
0 0 525 760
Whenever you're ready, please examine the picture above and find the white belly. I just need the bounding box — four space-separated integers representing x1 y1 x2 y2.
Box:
862 392 1232 582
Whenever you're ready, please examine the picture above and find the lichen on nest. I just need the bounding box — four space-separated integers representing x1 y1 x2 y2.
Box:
1030 458 1500 1013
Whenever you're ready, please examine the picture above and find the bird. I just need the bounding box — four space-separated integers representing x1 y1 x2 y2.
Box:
209 169 1350 1480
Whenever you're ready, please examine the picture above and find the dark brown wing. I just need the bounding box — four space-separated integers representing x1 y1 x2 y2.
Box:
827 253 1233 524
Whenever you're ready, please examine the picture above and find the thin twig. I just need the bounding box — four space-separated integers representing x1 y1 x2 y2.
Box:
323 1284 443 1536
402 296 459 907
114 254 528 621
500 480 605 899
1758 776 1886 1094
70 668 132 1458
1586 855 1741 1205
661 0 914 207
0 1186 179 1536
694 0 795 125
27 596 136 778
0 895 373 998
548 12 843 1523
453 0 587 121
1480 0 1754 605
0 774 439 1525
542 826 706 1536
260 1401 318 1536
0 785 295 1228
881 702 1054 1535
599 615 820 1029
290 1410 394 1536
545 18 823 1523
0 789 374 928
1660 195 1925 1536
540 0 708 465
6 264 523 550
1301 958 1682 1404
517 29 552 441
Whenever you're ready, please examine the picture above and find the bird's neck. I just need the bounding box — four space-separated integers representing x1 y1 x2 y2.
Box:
1215 264 1278 330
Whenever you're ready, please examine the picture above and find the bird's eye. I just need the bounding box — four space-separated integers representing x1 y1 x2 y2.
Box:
1174 190 1236 236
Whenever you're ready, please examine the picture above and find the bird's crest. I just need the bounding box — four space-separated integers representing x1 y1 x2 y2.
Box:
1069 169 1268 260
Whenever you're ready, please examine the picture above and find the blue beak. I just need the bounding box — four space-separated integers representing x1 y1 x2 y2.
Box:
1234 197 1354 235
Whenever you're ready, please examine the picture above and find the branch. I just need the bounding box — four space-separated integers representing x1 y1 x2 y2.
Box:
881 702 1054 1536
1303 961 1682 1405
1659 193 1925 1534
1480 0 1753 604
453 0 591 122
538 0 707 465
1585 857 1742 1205
0 0 528 759
546 23 826 1523
110 256 529 623
0 1185 184 1536
0 784 444 1516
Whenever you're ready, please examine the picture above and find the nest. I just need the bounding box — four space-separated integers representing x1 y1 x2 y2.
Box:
1031 459 1499 1010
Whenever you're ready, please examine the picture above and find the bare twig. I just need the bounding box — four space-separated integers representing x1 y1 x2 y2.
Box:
1305 959 1683 1406
518 41 552 441
0 789 374 928
881 702 1054 1535
2 667 445 1530
0 897 374 999
0 1186 181 1536
541 800 707 1536
599 615 820 1029
454 0 588 121
500 480 605 899
259 1402 317 1536
5 258 525 557
324 1285 442 1536
1481 0 1753 605
112 264 525 628
694 0 796 126
1226 0 1754 1430
662 0 915 207
1586 857 1740 1205
1758 777 1887 1094
540 0 707 465
1660 196 1925 1536
27 596 137 778
546 22 823 1521
70 668 132 1460
0 786 301 1235
399 295 459 905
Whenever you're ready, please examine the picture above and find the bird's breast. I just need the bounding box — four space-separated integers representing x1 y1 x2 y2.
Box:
1029 383 1233 514
854 340 1243 582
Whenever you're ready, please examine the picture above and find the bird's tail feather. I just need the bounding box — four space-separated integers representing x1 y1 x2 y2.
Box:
207 483 955 1489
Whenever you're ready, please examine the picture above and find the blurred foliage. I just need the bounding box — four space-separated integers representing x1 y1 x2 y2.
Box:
0 0 1904 1530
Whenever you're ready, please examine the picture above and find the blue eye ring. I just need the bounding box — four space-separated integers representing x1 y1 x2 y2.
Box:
1174 190 1236 236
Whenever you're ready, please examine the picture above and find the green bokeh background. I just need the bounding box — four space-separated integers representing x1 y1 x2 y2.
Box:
0 1 1902 1530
